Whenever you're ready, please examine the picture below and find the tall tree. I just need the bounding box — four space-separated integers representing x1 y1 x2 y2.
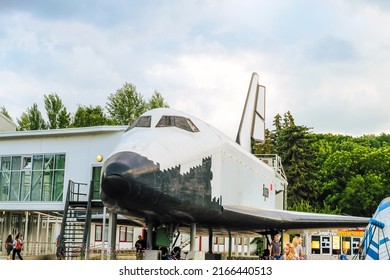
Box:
272 111 319 209
106 83 148 125
148 91 169 109
17 103 47 131
44 93 71 129
71 105 111 128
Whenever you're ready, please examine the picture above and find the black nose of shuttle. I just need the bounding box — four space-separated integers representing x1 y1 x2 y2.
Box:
101 151 158 201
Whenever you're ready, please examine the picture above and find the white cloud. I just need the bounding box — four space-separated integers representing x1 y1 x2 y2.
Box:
1 1 390 137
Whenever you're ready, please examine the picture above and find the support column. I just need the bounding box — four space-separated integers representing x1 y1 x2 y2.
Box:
190 223 196 251
147 222 153 250
45 215 50 254
208 228 213 254
107 211 117 260
101 207 106 260
241 236 244 256
245 237 250 256
36 213 41 255
228 230 232 259
235 237 239 257
24 211 29 254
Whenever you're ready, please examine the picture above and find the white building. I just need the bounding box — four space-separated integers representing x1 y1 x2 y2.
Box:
0 126 130 257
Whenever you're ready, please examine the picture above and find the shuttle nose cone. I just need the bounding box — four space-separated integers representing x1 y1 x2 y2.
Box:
101 174 130 198
101 151 159 201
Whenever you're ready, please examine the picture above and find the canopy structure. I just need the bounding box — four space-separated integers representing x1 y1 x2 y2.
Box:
358 197 390 260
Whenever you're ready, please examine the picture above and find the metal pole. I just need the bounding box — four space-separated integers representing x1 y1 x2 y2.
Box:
24 211 29 255
101 207 106 260
190 223 196 251
228 230 232 259
107 211 117 260
208 228 213 254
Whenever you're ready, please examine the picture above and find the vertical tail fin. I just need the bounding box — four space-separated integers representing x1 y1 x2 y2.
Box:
235 72 266 153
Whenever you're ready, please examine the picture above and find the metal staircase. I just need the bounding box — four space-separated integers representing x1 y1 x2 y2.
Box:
58 180 94 260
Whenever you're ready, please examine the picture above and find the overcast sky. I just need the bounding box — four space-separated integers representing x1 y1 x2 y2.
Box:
1 0 390 139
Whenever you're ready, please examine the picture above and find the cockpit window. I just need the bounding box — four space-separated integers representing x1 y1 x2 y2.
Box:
125 116 151 132
156 115 199 132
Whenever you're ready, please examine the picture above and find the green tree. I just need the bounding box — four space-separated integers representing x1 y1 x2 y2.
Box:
44 93 71 129
252 128 273 154
71 105 111 128
17 103 47 131
0 106 12 121
314 134 390 216
148 91 169 109
106 83 148 125
272 111 319 209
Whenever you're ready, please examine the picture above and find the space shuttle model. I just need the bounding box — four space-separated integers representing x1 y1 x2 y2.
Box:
100 73 368 237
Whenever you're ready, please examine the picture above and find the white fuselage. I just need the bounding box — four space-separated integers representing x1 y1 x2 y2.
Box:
108 108 283 211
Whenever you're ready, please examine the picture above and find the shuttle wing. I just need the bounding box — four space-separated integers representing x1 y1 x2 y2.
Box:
222 205 369 231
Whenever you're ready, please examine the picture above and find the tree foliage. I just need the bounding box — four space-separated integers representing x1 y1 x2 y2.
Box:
271 111 319 209
71 105 111 127
264 112 390 217
17 103 47 131
0 106 12 121
105 83 148 125
148 91 170 110
44 93 70 129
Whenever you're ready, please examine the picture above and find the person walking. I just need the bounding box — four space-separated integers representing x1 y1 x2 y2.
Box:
12 233 24 260
5 234 13 260
269 234 282 260
281 243 298 260
292 236 305 260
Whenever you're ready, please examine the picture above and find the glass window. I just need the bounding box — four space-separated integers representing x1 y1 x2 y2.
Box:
175 116 192 131
33 155 43 170
95 225 102 241
22 157 32 169
44 154 54 170
156 115 199 132
10 172 21 201
321 236 331 254
156 116 175 127
53 170 64 201
119 226 127 242
96 225 109 242
1 157 11 171
126 116 152 132
91 166 102 200
20 171 31 201
55 154 66 169
0 153 66 202
332 236 341 255
12 157 21 171
31 171 43 201
42 170 53 201
311 236 320 254
186 118 199 132
118 226 133 242
0 171 10 201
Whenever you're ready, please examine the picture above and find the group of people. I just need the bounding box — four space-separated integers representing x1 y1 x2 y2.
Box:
269 234 305 260
4 233 24 260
